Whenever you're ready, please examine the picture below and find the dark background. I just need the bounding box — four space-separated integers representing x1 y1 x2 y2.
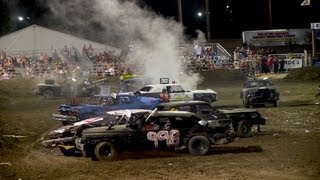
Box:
0 0 319 40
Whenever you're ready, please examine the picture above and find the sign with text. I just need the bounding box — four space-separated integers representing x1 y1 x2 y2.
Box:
270 53 304 69
242 29 311 47
311 23 320 30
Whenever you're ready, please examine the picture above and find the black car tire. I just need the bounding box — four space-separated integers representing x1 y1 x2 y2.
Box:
188 135 211 156
94 142 119 161
273 100 279 107
43 89 54 98
59 147 76 156
237 120 251 137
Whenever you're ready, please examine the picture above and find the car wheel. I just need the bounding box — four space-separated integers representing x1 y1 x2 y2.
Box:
43 89 54 99
59 147 76 156
94 142 119 161
273 100 279 107
187 135 211 156
237 120 251 138
243 98 250 108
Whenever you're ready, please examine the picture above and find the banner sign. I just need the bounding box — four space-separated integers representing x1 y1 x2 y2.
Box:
269 53 304 69
242 29 312 47
311 23 320 30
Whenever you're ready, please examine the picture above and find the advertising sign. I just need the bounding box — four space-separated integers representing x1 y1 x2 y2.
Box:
270 53 304 69
242 29 312 47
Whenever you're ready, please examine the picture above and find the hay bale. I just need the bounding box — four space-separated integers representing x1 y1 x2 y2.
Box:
284 67 320 81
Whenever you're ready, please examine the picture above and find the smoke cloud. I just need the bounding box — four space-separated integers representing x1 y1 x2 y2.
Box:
47 0 203 90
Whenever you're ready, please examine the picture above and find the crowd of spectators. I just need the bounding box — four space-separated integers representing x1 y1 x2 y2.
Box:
179 41 232 71
0 42 234 80
233 45 287 76
4 41 288 80
0 45 88 80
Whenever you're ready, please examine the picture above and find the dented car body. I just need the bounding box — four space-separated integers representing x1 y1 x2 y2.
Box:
53 93 162 124
156 101 267 137
42 109 152 156
80 111 235 161
240 79 280 108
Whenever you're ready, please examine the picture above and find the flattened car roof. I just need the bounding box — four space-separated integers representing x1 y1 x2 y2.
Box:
158 101 209 107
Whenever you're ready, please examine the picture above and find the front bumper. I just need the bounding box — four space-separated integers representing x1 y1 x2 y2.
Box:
41 136 77 148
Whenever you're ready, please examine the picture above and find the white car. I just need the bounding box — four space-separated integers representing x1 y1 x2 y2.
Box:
136 83 218 103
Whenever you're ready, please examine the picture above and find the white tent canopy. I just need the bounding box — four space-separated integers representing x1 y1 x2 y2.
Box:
0 24 120 56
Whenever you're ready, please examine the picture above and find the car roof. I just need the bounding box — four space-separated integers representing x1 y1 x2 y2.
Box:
145 84 181 87
158 101 209 107
106 109 152 115
92 92 134 97
153 111 198 118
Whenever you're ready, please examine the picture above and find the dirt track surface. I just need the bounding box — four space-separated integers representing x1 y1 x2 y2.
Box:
0 75 320 179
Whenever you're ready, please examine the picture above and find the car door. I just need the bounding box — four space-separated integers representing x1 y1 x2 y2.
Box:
167 85 193 101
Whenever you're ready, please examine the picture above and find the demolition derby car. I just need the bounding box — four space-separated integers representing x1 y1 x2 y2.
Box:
35 78 100 98
80 110 235 161
53 93 162 125
134 78 218 103
42 109 152 156
240 78 280 108
156 101 267 137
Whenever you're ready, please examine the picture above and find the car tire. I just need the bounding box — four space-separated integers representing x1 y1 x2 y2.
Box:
188 135 211 156
43 89 54 99
237 120 251 138
59 147 76 156
94 142 119 161
273 100 279 107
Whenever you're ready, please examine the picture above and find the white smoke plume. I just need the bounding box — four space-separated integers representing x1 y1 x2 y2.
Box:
47 0 204 90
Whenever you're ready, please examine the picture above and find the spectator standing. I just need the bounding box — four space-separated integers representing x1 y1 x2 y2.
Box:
279 59 285 73
273 57 279 73
267 55 274 73
87 44 94 59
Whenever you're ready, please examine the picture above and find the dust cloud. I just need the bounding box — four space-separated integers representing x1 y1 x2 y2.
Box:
47 0 205 90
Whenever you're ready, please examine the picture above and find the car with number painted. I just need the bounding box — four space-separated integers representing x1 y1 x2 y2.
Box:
156 101 267 137
134 78 218 104
80 110 235 161
41 109 152 156
240 78 280 108
53 93 162 125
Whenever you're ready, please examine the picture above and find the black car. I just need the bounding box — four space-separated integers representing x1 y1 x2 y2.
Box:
156 101 267 137
41 109 152 156
35 78 100 98
80 111 235 161
240 79 280 108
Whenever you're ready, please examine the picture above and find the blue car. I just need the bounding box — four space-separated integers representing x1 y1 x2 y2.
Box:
53 93 162 125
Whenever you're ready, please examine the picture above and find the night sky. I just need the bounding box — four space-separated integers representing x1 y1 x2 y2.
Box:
1 0 320 39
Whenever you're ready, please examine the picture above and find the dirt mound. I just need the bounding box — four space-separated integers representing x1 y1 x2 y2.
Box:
284 67 320 81
198 69 246 87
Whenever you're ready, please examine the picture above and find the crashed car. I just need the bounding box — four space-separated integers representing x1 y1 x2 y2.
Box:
240 78 280 108
135 78 218 103
42 109 152 156
53 93 162 125
80 110 235 161
156 101 267 137
35 78 100 98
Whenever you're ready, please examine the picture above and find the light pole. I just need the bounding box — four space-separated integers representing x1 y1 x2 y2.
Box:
268 0 273 29
205 0 211 41
177 0 183 26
